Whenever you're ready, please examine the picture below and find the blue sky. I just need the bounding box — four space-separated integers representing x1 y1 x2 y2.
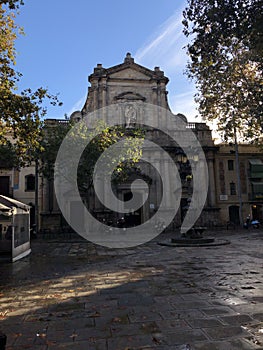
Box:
15 0 199 121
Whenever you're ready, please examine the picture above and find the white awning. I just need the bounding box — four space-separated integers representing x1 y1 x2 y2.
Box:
249 159 263 165
0 195 30 212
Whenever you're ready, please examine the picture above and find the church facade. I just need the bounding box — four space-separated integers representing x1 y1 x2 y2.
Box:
1 53 262 233
66 53 220 230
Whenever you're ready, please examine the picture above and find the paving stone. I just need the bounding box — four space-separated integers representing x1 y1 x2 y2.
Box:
132 302 175 312
148 346 194 350
118 293 154 307
122 346 195 350
190 338 263 349
129 310 163 323
219 314 254 325
111 321 159 337
49 302 85 312
156 319 191 332
171 301 212 310
180 294 211 301
232 304 263 315
154 295 185 304
3 324 48 347
47 339 107 349
84 299 119 311
6 346 47 350
201 306 236 316
253 313 263 321
107 334 157 350
93 312 130 328
162 329 208 345
100 281 149 294
47 317 94 330
72 327 111 340
160 309 205 320
186 318 224 328
211 296 248 306
203 325 250 340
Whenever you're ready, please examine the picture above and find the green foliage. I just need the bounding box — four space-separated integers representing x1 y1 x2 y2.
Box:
0 1 62 165
0 1 24 10
42 120 145 194
0 142 17 168
183 0 263 144
40 121 72 180
78 124 145 191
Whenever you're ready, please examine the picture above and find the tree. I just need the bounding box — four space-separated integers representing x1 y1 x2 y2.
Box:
0 1 24 10
40 121 72 181
41 120 145 193
182 0 263 144
78 124 145 193
0 0 62 165
0 142 17 168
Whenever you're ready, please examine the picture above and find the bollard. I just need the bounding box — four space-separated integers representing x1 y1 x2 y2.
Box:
0 332 6 350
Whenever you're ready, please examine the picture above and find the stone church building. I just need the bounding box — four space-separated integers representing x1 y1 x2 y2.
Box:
63 53 220 231
1 53 262 234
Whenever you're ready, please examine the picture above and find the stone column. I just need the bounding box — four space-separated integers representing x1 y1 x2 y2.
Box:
160 84 167 108
153 152 162 207
42 177 49 213
152 86 158 105
207 154 216 207
163 159 172 207
157 85 161 107
101 82 107 121
93 85 98 111
102 84 107 108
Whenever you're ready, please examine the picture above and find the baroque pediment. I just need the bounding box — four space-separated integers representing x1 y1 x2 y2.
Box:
115 91 146 101
109 67 151 80
88 53 168 85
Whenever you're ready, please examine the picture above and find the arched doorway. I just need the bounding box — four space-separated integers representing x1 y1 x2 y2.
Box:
229 205 240 225
252 204 263 221
123 191 142 227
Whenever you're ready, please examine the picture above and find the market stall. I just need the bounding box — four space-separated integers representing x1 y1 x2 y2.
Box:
0 195 31 262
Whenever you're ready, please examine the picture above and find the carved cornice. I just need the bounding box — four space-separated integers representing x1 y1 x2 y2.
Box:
114 91 146 102
88 53 169 84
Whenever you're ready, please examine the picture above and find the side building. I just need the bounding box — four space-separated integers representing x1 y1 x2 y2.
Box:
214 144 263 225
0 162 40 233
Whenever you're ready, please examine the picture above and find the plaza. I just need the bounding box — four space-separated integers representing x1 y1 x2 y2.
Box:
0 228 263 349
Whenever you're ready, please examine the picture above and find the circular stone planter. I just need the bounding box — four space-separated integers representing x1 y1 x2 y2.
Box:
158 238 230 247
171 237 215 244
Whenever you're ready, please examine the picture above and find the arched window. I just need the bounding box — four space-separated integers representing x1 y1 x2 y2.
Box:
25 174 35 191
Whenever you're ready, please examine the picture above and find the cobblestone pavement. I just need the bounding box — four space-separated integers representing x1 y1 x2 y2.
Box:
0 229 263 349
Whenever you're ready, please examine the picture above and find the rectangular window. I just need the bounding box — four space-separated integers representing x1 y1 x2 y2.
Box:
25 174 35 191
230 182 236 195
0 176 10 196
228 160 234 171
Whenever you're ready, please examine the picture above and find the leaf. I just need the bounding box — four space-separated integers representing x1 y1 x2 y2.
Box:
88 311 101 318
152 336 162 344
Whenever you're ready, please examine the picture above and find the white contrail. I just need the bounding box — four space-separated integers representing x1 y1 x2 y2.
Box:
134 7 199 121
135 8 187 71
67 94 86 116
